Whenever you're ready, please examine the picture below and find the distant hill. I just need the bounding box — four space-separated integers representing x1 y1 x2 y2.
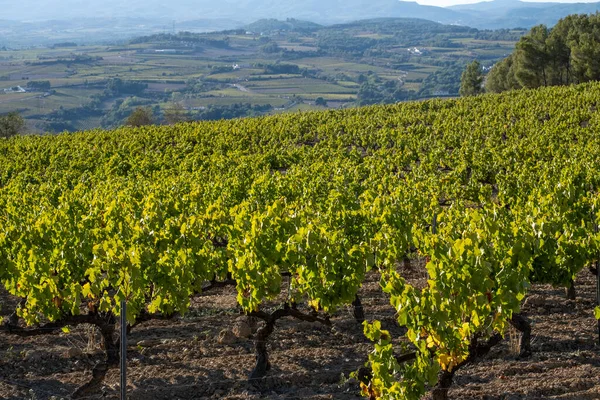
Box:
244 19 323 33
0 0 465 25
244 17 475 35
326 17 469 31
449 0 600 28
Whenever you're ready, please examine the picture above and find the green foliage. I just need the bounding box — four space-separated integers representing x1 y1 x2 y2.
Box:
187 103 272 121
514 25 550 88
259 63 301 75
0 112 25 138
459 60 484 97
357 77 416 106
125 107 154 127
130 33 230 48
26 80 51 91
419 64 463 97
1 82 600 399
107 78 147 96
244 18 322 34
485 55 520 93
489 14 600 92
260 42 281 54
163 102 189 125
315 97 327 106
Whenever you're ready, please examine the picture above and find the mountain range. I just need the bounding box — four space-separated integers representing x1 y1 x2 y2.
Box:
450 0 600 28
1 0 600 32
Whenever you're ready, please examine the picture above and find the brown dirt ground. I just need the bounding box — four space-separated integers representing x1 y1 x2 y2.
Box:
1 265 599 400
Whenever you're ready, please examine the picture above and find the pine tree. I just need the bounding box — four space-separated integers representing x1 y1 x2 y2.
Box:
514 25 550 88
459 60 484 97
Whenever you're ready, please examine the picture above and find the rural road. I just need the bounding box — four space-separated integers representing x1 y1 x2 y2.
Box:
231 83 249 92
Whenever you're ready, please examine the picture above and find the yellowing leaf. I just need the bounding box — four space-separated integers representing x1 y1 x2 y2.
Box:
82 283 93 298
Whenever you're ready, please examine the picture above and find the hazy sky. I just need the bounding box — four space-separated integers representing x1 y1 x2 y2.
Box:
419 0 600 6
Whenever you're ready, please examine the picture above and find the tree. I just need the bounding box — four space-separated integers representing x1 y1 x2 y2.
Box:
459 60 484 97
514 24 550 88
315 97 327 107
570 32 600 83
164 102 189 125
26 80 51 91
486 55 521 93
0 112 25 138
107 78 147 96
260 42 280 54
481 14 600 94
357 82 386 106
545 16 574 86
125 107 153 127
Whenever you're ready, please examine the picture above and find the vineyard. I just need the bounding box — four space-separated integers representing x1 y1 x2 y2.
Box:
1 82 600 399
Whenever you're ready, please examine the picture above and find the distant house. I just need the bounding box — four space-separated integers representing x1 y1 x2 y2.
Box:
408 47 422 55
3 86 26 94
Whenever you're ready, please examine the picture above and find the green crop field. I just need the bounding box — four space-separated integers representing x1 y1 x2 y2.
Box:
1 82 599 400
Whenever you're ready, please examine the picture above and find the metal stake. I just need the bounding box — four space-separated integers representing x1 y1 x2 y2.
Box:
597 258 600 345
595 220 600 346
120 300 127 400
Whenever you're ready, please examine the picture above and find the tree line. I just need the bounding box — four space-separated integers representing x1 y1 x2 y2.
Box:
461 13 600 95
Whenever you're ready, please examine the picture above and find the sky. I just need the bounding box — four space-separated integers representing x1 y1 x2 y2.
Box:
417 0 490 6
417 0 600 7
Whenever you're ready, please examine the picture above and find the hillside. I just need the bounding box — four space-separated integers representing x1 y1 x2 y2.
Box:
1 81 600 399
0 17 522 133
244 18 323 33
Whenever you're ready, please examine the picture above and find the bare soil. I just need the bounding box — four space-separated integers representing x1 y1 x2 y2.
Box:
1 267 599 400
